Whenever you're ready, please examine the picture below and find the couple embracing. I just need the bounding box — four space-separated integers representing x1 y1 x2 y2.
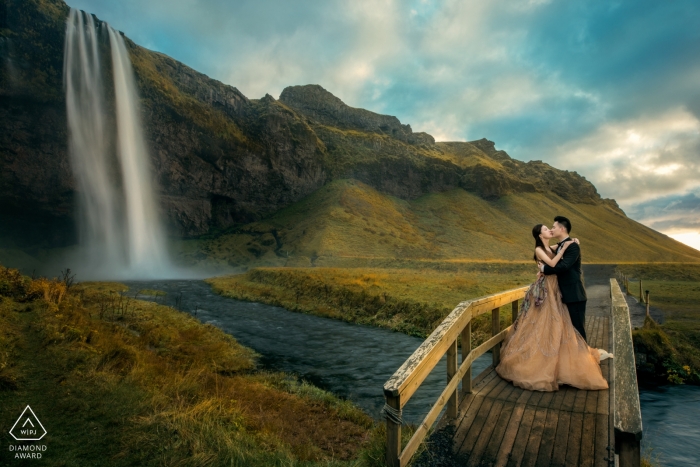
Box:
496 216 611 392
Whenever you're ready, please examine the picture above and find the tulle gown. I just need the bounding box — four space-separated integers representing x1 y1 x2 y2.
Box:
495 274 609 391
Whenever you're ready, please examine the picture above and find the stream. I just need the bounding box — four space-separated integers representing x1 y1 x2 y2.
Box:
123 278 700 466
123 279 491 425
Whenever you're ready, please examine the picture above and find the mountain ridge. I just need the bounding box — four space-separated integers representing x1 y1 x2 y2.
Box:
1 0 696 268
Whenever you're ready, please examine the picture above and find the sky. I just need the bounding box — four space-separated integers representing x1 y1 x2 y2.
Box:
68 0 700 251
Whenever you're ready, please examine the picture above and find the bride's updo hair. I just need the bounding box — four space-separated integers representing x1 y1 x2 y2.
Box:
532 224 546 262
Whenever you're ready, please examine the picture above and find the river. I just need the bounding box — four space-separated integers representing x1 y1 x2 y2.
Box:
123 278 700 466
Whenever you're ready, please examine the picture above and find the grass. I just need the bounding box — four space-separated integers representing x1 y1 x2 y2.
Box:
177 179 700 270
207 264 534 343
0 265 384 466
617 263 700 385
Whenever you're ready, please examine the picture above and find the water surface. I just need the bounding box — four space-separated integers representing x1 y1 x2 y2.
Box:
124 279 490 424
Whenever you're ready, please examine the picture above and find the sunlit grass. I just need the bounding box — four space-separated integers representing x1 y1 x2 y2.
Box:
0 265 378 465
208 265 534 343
178 179 700 271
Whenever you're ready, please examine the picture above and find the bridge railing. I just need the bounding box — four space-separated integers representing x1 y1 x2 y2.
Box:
382 286 528 467
610 279 643 466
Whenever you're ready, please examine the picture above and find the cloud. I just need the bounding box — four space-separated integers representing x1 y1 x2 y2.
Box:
627 191 700 233
542 107 700 205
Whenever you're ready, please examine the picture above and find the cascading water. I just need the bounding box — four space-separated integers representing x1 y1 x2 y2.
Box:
64 9 172 279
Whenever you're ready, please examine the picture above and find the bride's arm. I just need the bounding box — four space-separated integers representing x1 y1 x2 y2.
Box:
535 242 572 267
548 238 579 250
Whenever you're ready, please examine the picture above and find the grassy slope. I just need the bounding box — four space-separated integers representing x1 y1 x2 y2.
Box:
0 266 382 466
186 179 700 268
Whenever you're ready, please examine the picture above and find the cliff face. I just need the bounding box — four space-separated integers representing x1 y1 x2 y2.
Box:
1 0 329 245
0 0 619 250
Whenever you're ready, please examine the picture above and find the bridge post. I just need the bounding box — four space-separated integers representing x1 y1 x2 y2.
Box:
386 394 401 467
461 322 472 394
492 308 500 366
447 339 458 418
611 279 643 467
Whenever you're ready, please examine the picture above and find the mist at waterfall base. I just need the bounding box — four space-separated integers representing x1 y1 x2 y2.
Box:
62 9 197 280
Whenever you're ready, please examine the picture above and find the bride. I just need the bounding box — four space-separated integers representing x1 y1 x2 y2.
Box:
495 224 610 391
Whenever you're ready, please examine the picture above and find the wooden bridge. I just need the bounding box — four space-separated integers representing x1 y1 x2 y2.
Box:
383 279 643 467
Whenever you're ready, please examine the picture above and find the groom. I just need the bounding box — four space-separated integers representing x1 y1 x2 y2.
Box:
540 215 588 342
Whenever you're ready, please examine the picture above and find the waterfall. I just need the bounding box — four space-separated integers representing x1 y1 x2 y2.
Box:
64 9 173 279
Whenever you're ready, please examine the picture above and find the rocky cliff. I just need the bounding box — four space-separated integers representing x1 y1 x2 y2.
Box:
1 0 619 251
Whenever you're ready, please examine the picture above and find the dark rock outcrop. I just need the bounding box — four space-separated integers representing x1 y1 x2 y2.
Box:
280 84 435 145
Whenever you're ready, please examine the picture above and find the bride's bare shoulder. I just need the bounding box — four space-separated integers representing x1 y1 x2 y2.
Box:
535 245 554 258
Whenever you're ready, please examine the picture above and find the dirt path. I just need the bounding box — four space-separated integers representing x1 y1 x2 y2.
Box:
582 264 664 328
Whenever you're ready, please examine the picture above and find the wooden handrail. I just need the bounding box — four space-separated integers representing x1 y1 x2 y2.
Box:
610 279 643 467
383 286 528 467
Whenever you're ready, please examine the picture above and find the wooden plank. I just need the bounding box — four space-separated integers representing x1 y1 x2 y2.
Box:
520 407 548 467
384 287 527 399
437 383 480 433
473 365 498 389
447 338 458 418
400 351 497 464
493 307 501 366
560 387 577 412
527 390 544 407
538 391 554 409
565 412 584 466
458 395 498 456
496 381 518 401
594 315 604 347
489 377 513 400
482 400 517 466
466 399 506 467
573 389 587 413
550 410 571 467
534 406 560 467
452 376 502 447
549 386 567 411
385 394 401 467
597 382 609 415
594 413 609 467
584 315 593 343
506 405 537 467
589 316 600 347
516 388 534 405
507 385 525 403
579 413 596 467
588 316 599 346
598 320 610 416
494 403 526 467
461 321 472 394
450 396 486 453
610 280 643 442
585 388 599 415
603 316 609 351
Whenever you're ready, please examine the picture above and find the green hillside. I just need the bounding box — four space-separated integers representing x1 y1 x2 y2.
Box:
180 179 700 268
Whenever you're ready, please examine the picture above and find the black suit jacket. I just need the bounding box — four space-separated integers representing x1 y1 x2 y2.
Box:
542 240 587 303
